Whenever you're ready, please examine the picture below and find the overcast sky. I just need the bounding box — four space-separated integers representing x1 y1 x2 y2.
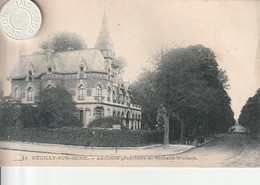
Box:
0 0 259 119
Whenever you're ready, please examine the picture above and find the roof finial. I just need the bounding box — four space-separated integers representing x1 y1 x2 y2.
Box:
102 9 107 26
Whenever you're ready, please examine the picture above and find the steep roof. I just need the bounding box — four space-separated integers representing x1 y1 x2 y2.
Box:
95 10 113 51
8 49 106 79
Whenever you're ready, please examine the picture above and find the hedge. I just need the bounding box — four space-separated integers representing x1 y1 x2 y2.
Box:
0 127 164 147
88 117 126 129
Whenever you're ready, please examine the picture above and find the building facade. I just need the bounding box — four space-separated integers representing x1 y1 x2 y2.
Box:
8 12 142 130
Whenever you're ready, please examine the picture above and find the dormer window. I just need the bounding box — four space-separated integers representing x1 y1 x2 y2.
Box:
28 71 32 81
48 67 52 73
79 66 84 78
96 85 102 96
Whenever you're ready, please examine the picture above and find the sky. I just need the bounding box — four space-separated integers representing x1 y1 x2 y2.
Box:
0 0 259 119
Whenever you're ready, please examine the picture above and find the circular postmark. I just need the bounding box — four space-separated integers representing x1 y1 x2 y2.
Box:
0 0 42 40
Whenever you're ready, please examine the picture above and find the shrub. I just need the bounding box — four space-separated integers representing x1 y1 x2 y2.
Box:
88 117 126 129
38 86 81 128
19 104 41 128
0 101 18 127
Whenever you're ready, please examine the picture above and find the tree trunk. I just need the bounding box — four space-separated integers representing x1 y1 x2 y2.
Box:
180 120 185 144
176 112 185 144
163 111 170 148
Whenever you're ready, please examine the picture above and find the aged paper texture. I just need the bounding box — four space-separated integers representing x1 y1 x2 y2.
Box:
0 0 259 167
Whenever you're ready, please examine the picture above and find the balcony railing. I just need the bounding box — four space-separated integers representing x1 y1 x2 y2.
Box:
94 96 105 101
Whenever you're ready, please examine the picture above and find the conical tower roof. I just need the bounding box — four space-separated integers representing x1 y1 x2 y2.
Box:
95 11 114 54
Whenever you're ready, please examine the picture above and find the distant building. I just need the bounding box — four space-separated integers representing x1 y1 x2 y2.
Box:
7 12 142 129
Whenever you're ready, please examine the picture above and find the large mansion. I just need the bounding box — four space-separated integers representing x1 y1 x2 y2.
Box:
8 12 142 129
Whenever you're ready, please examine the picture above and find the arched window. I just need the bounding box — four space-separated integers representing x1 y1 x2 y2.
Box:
78 84 85 100
94 107 104 119
123 94 126 103
27 87 33 102
107 86 111 101
108 69 111 80
113 111 116 117
28 71 32 81
117 111 120 117
107 109 111 117
47 67 52 73
113 90 116 102
79 66 84 78
96 85 102 96
14 87 19 98
121 112 125 118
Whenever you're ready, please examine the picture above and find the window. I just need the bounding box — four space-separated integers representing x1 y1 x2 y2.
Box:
79 110 84 125
107 109 111 116
78 85 84 100
123 94 126 103
14 87 19 98
48 67 52 73
113 90 116 102
96 85 102 96
79 66 84 78
87 89 92 96
28 71 32 81
95 107 104 119
107 87 111 101
27 87 33 102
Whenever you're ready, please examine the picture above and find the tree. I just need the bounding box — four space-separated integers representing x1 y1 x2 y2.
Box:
114 57 128 73
238 89 260 134
0 80 3 98
19 104 41 128
0 100 18 127
131 70 159 130
154 45 234 143
38 86 81 128
40 32 86 53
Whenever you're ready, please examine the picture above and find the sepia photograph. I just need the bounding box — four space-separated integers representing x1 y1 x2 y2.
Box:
0 0 259 167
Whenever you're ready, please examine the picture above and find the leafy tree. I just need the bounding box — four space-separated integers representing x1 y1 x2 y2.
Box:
131 70 159 130
132 45 234 143
40 32 87 52
114 57 128 73
238 89 260 134
19 104 41 128
0 80 3 98
154 45 234 142
38 86 81 128
0 99 19 127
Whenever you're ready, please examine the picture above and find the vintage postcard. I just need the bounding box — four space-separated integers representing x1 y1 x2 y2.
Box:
0 0 259 167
